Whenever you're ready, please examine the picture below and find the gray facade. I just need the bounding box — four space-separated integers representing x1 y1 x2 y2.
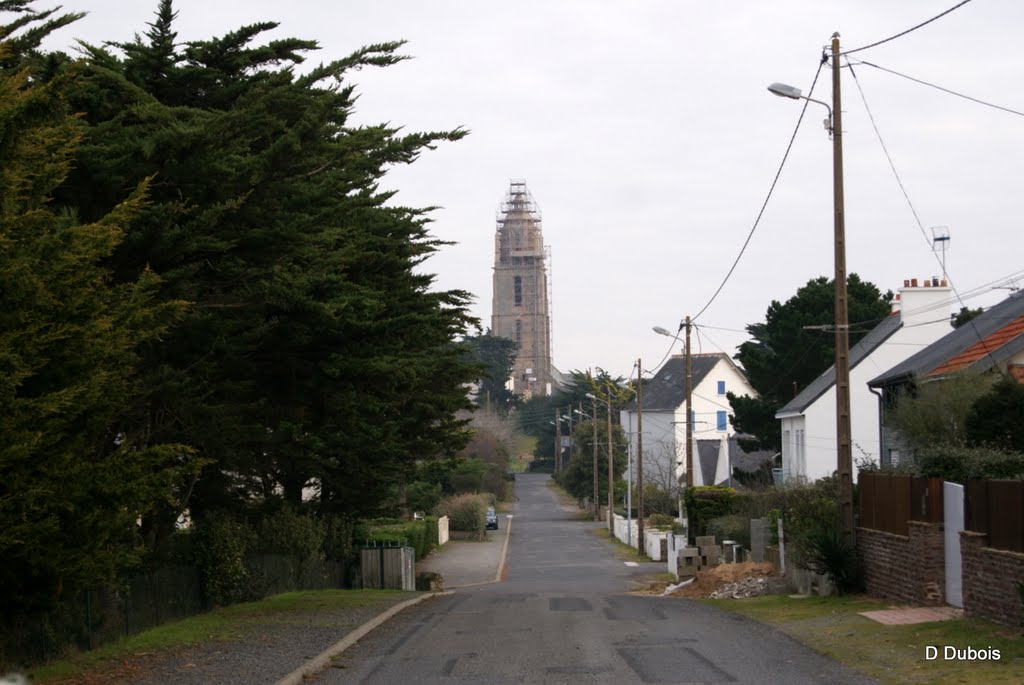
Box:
491 181 553 398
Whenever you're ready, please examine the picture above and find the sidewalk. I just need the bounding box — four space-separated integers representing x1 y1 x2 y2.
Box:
416 516 512 588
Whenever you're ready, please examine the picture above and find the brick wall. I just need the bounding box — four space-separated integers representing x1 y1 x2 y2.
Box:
961 531 1024 627
857 522 945 605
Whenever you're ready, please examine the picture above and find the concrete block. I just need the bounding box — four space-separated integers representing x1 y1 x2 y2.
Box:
696 535 717 548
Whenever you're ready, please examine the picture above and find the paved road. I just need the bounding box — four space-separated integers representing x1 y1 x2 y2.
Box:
317 474 878 684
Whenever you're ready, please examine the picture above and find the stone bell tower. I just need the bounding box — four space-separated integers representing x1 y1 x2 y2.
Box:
491 180 554 398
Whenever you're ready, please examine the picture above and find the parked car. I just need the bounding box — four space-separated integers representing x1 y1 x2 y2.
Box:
486 507 499 530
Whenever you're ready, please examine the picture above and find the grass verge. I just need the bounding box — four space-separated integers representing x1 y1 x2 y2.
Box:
703 594 1024 684
593 527 649 563
30 589 410 684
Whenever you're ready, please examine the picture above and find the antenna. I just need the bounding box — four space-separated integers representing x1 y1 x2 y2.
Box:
931 226 950 281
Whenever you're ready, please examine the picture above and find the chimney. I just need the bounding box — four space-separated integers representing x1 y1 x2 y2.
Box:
890 292 901 315
898 277 952 328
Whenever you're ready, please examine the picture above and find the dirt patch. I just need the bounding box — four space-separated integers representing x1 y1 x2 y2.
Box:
670 562 775 599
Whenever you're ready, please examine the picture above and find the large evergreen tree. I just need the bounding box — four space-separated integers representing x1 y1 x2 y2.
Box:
728 274 892 451
0 22 192 614
48 1 480 526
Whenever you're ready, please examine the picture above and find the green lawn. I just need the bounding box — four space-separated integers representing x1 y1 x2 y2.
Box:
703 594 1024 684
30 589 409 683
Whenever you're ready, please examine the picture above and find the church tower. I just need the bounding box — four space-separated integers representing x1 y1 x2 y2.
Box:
491 180 554 398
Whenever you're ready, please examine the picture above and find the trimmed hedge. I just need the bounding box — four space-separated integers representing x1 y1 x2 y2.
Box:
437 493 489 539
359 518 438 560
683 485 738 537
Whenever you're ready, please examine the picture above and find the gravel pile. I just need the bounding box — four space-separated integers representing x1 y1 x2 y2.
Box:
709 576 769 599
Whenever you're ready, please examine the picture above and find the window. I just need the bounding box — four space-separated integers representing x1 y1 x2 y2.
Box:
515 319 522 345
717 411 727 431
717 380 726 395
513 276 522 306
690 410 695 430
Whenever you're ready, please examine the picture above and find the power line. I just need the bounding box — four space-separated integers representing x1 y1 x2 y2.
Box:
846 59 933 252
840 0 976 56
692 59 825 323
844 56 1003 371
852 58 1024 118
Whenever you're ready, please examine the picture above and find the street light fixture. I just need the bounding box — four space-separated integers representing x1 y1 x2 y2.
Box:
769 33 854 544
767 82 833 135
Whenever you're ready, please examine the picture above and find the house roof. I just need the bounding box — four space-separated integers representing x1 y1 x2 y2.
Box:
776 313 904 417
627 353 732 412
868 290 1024 388
693 436 776 486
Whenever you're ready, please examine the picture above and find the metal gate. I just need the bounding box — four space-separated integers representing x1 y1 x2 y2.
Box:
943 481 964 608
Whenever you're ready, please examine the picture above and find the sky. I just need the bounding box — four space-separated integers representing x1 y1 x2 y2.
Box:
37 0 1024 381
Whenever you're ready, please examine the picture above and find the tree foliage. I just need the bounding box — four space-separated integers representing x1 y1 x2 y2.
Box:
885 372 995 453
462 331 517 413
1 0 480 624
729 274 892 451
0 23 193 614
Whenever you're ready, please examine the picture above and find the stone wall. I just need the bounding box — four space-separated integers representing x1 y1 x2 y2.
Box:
857 522 944 605
961 531 1024 627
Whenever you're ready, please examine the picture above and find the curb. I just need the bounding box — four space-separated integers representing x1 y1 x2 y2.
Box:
444 515 513 589
271 591 452 685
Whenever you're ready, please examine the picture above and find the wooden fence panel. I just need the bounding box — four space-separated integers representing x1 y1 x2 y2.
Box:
986 481 1024 553
858 473 944 536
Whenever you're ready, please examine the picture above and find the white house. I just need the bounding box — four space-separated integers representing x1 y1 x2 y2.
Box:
775 278 953 483
621 352 757 492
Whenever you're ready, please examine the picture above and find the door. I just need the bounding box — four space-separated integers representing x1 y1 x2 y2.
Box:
943 481 964 608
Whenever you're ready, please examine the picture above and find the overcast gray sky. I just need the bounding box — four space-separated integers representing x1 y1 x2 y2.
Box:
42 1 1024 380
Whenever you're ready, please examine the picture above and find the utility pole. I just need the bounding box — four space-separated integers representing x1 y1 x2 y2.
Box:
606 389 614 533
684 316 693 489
554 407 562 473
592 396 599 522
831 32 854 545
636 357 645 552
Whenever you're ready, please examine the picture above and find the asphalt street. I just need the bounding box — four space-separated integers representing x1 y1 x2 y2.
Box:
316 474 878 684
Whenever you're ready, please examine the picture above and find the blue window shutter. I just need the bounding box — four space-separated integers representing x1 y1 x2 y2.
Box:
717 411 727 431
690 410 695 430
717 380 726 395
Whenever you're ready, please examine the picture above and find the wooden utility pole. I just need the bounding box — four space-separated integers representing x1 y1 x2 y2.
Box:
592 397 599 521
684 316 693 489
606 390 614 532
554 407 562 472
636 357 645 552
831 32 854 544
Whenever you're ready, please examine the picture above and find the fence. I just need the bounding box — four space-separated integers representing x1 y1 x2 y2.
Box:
1 554 350 669
858 473 944 536
965 479 1024 553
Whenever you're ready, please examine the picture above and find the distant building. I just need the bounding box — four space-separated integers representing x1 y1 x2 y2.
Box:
491 180 557 398
620 352 757 491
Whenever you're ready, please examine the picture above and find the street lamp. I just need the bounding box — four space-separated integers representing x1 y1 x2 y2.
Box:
586 391 615 533
769 32 854 544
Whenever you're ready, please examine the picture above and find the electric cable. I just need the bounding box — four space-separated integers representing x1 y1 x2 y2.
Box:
852 58 1024 118
692 59 825 323
840 0 975 56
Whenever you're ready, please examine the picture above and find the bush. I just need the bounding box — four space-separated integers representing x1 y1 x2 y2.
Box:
916 445 1024 482
193 512 258 607
683 486 737 537
647 513 676 530
359 518 439 560
642 484 676 516
407 481 443 514
801 528 862 594
706 514 751 550
437 493 489 539
258 507 325 567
